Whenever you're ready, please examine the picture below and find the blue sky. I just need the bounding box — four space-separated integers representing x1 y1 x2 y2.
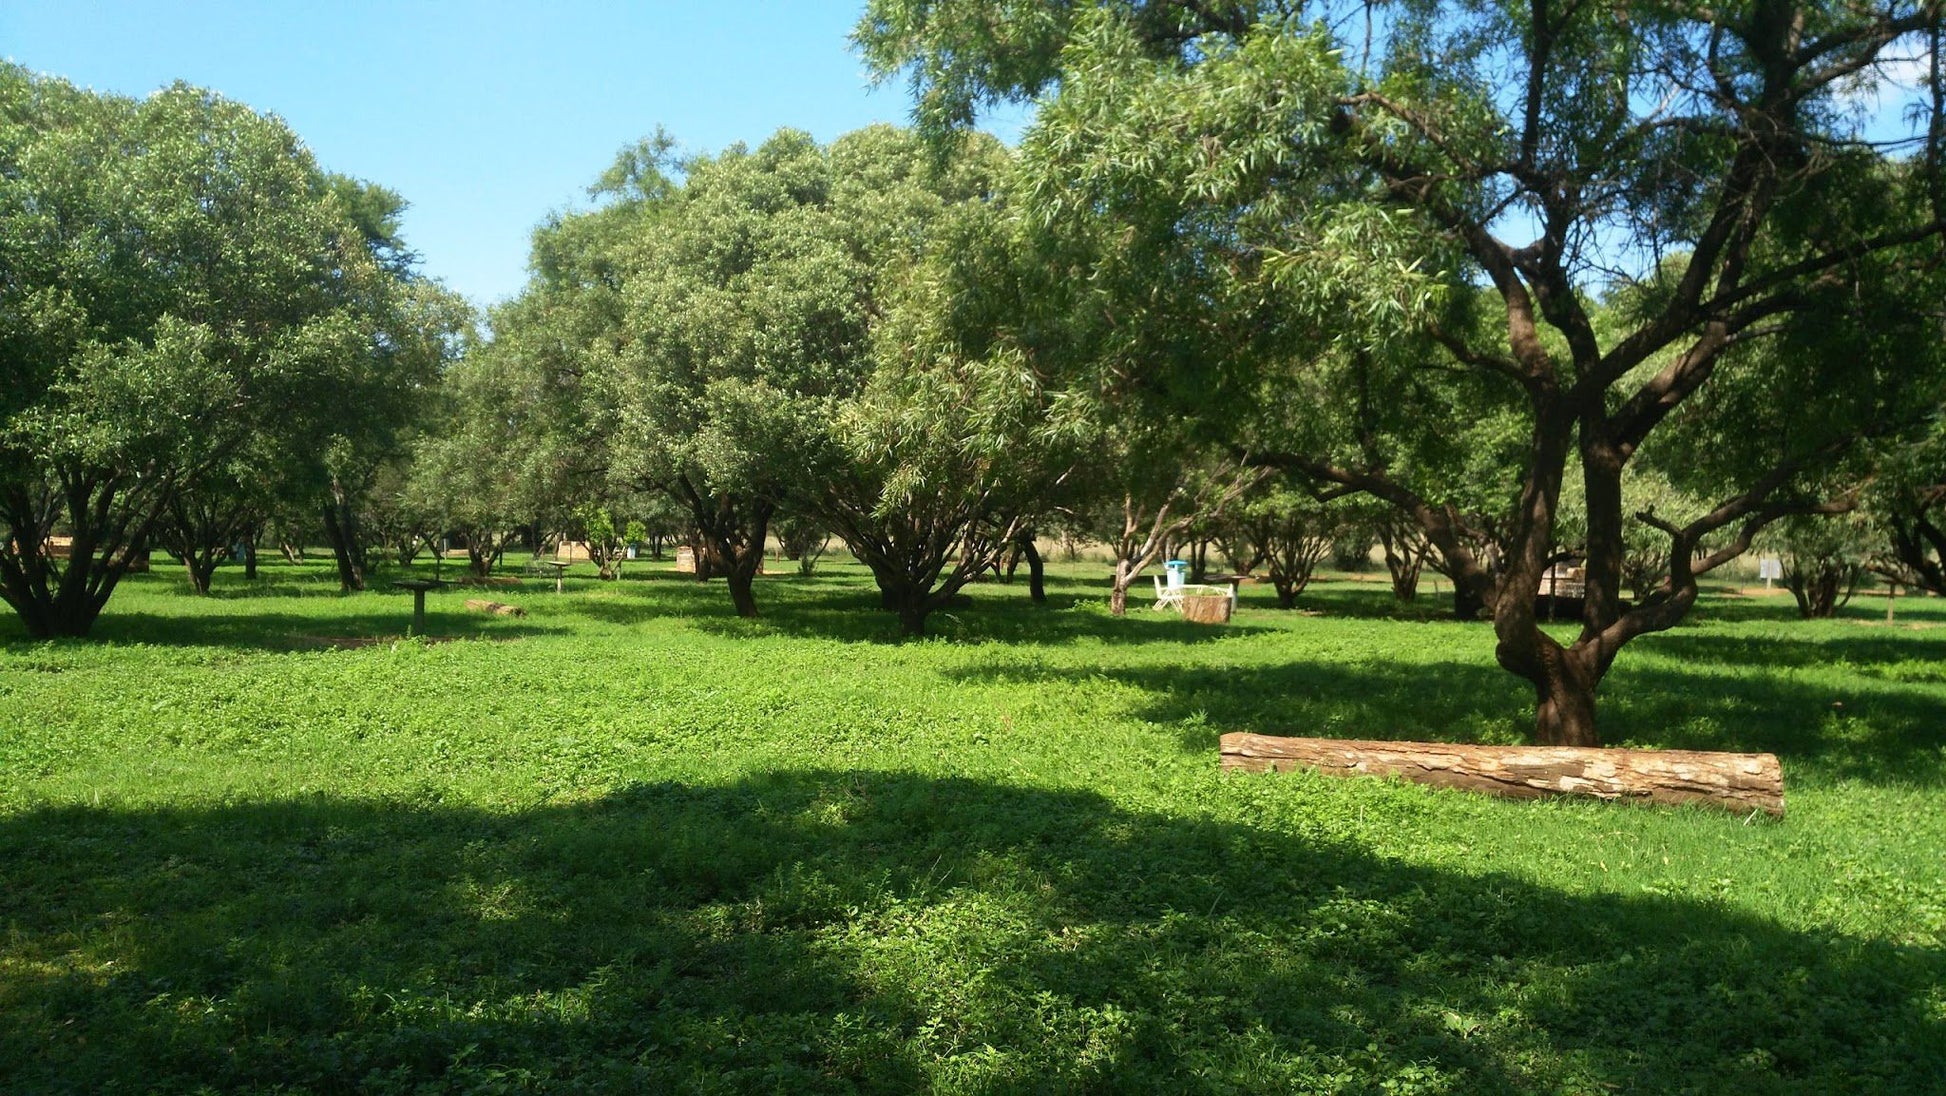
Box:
1 2 1019 308
5 4 1929 307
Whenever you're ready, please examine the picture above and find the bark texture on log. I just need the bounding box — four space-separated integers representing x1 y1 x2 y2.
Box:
1220 733 1783 817
1181 593 1233 624
464 598 526 618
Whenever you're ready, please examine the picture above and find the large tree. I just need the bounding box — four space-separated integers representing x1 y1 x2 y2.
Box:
601 130 855 617
0 68 420 635
305 182 465 593
408 332 571 580
155 445 280 595
604 125 1026 621
815 206 1078 636
861 0 1946 745
154 221 461 596
471 141 661 561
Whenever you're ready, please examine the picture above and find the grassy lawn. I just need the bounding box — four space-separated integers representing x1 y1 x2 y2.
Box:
2 556 1941 1093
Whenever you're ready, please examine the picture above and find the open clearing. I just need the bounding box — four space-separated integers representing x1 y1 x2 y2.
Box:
3 559 1942 1093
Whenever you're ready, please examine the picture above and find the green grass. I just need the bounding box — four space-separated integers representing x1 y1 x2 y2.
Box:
2 556 1942 1093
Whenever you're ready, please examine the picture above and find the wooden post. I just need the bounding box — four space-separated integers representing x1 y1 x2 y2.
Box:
1221 733 1784 817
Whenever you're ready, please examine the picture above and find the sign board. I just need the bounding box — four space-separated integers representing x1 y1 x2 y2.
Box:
1758 557 1783 580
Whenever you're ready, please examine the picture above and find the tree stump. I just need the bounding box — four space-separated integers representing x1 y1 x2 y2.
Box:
1181 592 1233 624
1220 732 1784 817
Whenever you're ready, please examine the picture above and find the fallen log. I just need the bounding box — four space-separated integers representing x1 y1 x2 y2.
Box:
1220 732 1783 817
464 598 526 618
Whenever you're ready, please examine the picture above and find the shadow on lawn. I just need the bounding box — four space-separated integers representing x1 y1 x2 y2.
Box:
951 650 1946 788
2 771 1937 1093
77 606 569 651
1264 578 1946 629
562 570 1273 647
1632 627 1946 674
1247 579 1469 622
953 657 1532 747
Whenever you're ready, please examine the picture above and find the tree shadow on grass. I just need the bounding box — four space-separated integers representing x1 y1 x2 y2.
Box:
1247 580 1468 623
0 571 573 651
1680 586 1946 627
564 570 1275 647
951 650 1946 788
1633 628 1946 676
64 607 569 652
1260 579 1946 630
953 657 1535 749
1 771 1937 1093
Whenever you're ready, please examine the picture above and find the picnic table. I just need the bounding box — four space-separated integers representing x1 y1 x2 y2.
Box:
541 559 571 594
391 578 447 634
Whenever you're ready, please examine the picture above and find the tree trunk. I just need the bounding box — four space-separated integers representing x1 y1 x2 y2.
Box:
1390 568 1419 601
691 503 771 618
14 587 114 639
1110 558 1132 616
4 569 110 639
1019 533 1045 604
183 551 219 596
1786 559 1860 618
897 598 928 638
319 496 366 592
1532 648 1602 747
726 566 759 617
1378 525 1423 601
1220 733 1784 816
0 491 142 639
242 533 258 580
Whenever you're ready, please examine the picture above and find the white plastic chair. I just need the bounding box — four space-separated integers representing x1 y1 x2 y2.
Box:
1152 574 1184 611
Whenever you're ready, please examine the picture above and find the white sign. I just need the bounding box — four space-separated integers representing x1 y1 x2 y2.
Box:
1758 557 1783 580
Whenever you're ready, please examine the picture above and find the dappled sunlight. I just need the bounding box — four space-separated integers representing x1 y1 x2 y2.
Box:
2 772 1938 1092
6 560 1945 1090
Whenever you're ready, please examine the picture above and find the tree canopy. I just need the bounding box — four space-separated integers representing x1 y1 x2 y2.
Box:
0 65 446 635
858 0 1946 743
